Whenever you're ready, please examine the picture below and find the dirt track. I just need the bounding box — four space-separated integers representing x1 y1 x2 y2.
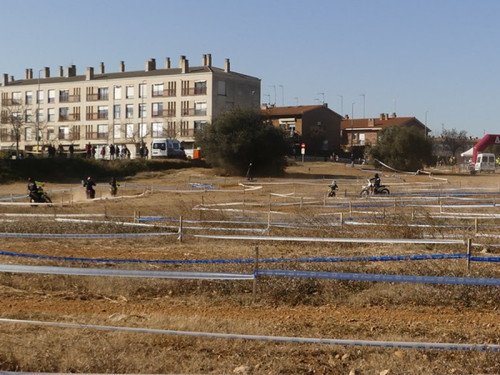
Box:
0 162 498 374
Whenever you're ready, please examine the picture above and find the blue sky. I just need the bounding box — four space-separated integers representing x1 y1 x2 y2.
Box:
1 0 499 137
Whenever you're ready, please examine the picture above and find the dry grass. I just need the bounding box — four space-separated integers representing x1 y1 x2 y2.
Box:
0 162 499 374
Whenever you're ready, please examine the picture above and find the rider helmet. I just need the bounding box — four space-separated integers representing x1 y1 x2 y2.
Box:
375 173 379 178
28 177 33 181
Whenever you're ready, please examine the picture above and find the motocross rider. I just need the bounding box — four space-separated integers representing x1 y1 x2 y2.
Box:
27 177 40 201
370 173 381 193
83 176 96 198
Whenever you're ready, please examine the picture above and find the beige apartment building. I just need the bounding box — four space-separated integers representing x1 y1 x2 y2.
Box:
0 54 261 158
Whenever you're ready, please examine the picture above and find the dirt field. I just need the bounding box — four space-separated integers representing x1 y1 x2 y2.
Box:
0 162 498 374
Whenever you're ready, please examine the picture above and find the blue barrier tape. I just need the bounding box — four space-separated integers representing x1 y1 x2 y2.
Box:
470 256 500 263
0 251 481 265
0 318 498 352
257 270 500 286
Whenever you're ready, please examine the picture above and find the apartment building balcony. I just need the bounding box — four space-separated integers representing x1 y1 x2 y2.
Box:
152 89 176 98
86 113 108 120
181 87 207 96
58 133 80 141
59 114 81 122
152 109 176 118
1 99 22 106
181 108 207 116
86 93 109 101
59 95 81 103
85 131 108 140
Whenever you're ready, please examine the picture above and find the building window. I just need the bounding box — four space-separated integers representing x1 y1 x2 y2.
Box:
48 108 55 122
139 83 147 98
37 90 44 104
98 87 109 100
25 110 33 123
194 120 206 133
58 126 69 140
152 83 164 97
59 107 69 121
25 127 32 141
152 102 163 117
126 123 134 139
126 104 133 119
12 92 22 105
139 122 147 138
47 127 55 141
25 91 33 105
59 90 69 102
113 86 122 100
37 109 44 122
98 106 108 120
194 81 207 95
217 81 226 96
97 124 108 139
139 103 146 119
126 85 134 99
113 104 120 119
152 122 163 137
48 90 55 103
113 124 121 140
194 101 207 116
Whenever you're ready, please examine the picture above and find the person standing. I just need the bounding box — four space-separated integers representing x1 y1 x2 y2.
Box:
246 163 253 181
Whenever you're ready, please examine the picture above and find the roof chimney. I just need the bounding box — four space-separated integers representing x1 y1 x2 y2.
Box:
202 54 208 66
25 69 33 80
99 62 105 74
119 61 125 72
43 67 50 78
66 65 76 77
391 112 397 118
58 66 64 77
2 74 8 86
86 67 94 80
165 57 171 69
207 54 212 67
179 55 189 74
224 58 230 73
145 58 156 71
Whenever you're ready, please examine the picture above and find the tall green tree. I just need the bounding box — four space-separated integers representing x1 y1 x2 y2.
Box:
195 107 290 176
369 126 434 171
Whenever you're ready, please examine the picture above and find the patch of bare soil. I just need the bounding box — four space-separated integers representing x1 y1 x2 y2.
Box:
0 162 498 374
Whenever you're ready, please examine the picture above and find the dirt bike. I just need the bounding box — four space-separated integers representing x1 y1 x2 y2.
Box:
86 187 96 199
109 185 118 196
359 179 390 196
29 186 52 204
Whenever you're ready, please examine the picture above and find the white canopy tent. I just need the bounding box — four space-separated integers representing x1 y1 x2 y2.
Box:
460 148 473 158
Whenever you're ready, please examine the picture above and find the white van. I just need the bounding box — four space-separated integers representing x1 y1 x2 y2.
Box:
151 138 186 159
474 153 496 173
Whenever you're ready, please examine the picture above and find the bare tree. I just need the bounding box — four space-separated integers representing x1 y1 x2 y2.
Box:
1 103 30 158
440 128 469 157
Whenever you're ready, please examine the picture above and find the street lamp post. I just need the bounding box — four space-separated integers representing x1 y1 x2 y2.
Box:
36 69 43 156
351 102 355 164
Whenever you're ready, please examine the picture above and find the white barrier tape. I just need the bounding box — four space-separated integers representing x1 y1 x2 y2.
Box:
193 234 466 245
0 264 254 280
0 318 497 352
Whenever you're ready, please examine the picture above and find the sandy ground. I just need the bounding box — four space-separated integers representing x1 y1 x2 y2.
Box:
0 162 498 373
